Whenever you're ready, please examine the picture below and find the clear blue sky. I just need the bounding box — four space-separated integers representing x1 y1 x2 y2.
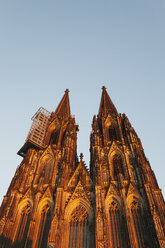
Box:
0 0 165 204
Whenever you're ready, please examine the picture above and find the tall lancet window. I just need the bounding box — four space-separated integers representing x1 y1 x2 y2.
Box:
69 206 89 248
50 130 59 145
109 200 121 248
109 127 117 141
129 200 144 247
37 203 51 248
111 154 125 181
16 204 31 246
34 155 53 186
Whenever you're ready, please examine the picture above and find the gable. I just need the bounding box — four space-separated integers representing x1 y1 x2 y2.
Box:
64 180 91 221
108 141 123 158
40 186 53 201
127 182 139 198
70 181 90 202
22 187 33 201
68 162 92 188
40 145 55 160
106 182 120 200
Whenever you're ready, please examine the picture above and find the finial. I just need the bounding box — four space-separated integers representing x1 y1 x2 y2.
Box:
65 89 69 94
80 153 84 161
102 86 106 91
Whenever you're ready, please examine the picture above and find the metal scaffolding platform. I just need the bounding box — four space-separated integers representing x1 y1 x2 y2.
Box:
18 107 51 157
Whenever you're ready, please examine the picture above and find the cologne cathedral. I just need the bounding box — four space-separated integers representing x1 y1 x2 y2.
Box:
0 87 165 248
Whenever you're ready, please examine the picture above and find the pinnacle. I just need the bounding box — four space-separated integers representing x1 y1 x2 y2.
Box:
98 86 118 117
80 153 84 162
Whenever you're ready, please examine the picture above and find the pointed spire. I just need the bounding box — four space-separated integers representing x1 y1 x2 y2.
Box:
54 89 71 119
98 86 118 117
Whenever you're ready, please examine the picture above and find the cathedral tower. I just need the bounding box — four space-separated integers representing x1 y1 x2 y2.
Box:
0 87 165 248
90 86 165 248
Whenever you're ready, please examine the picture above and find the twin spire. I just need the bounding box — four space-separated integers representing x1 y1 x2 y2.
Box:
98 86 118 117
54 89 71 119
54 86 118 119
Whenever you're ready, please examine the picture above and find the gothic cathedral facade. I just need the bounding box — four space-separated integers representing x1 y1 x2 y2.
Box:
0 87 165 248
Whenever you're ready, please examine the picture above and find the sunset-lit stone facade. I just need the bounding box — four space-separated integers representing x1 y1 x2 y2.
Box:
0 88 165 247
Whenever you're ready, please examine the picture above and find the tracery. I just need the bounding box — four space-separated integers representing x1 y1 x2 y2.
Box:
34 155 53 186
37 203 51 248
111 154 125 181
108 200 121 248
69 206 89 248
129 200 144 248
16 204 31 246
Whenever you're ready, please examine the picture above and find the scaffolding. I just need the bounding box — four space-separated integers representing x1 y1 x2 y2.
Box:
18 107 51 157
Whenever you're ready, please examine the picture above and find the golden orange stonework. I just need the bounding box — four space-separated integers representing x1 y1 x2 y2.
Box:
0 88 165 248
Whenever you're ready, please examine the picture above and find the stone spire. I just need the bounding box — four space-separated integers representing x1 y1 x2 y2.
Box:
98 86 118 117
54 89 71 119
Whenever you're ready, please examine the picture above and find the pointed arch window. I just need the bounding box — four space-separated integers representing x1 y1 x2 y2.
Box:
43 156 53 184
34 155 54 186
61 130 67 147
69 206 89 248
129 200 144 247
37 203 51 248
50 130 58 145
109 127 117 141
16 204 31 246
111 154 125 181
153 211 165 239
108 200 121 248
